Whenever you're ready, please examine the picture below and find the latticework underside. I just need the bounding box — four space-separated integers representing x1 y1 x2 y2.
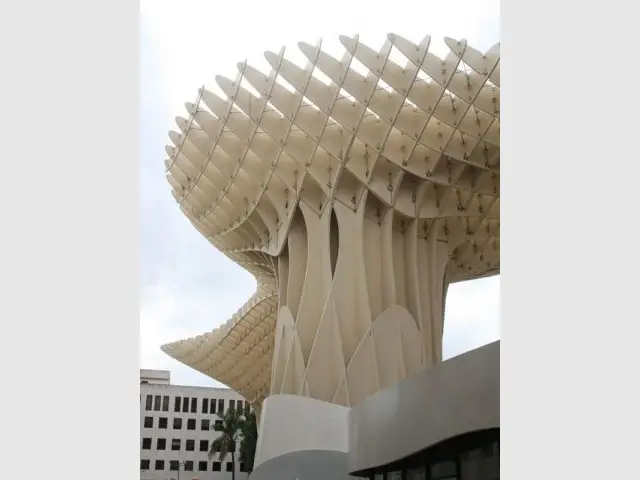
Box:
161 33 500 408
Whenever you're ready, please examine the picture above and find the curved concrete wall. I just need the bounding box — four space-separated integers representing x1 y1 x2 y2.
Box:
348 341 500 474
254 394 350 468
250 450 352 480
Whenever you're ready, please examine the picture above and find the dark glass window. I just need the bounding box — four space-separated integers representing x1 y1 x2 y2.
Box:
153 395 161 411
431 461 456 479
173 417 182 429
198 461 208 472
199 439 209 452
405 466 426 480
169 461 179 471
158 417 168 429
140 459 150 470
186 439 195 451
201 419 210 431
184 461 194 472
182 396 190 413
141 438 151 450
187 418 196 430
162 395 169 411
202 398 209 413
157 438 166 450
226 462 233 472
143 416 153 428
190 397 197 413
212 462 222 471
155 460 164 470
174 396 181 412
145 395 152 411
171 438 181 451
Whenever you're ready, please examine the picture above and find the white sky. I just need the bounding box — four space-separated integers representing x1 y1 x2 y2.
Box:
139 0 500 387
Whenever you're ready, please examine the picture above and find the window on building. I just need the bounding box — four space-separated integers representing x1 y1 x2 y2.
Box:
431 461 456 479
174 396 181 412
157 438 166 450
190 397 197 413
212 441 220 453
240 463 247 473
406 466 426 480
145 395 152 411
173 418 182 429
229 399 235 412
215 420 223 430
143 416 153 428
155 460 165 471
201 419 210 431
202 398 209 413
186 439 195 451
212 462 222 471
210 398 216 413
153 395 161 411
229 442 236 453
199 461 208 472
481 442 495 458
199 439 209 452
171 438 181 451
218 399 224 412
237 400 243 412
140 459 150 470
226 462 233 472
184 461 194 472
158 417 168 429
141 438 152 450
187 418 196 430
182 396 190 413
460 443 498 480
387 471 402 480
162 395 169 411
169 461 179 471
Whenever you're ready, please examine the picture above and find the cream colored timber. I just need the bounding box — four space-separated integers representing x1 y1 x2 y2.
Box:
161 33 500 410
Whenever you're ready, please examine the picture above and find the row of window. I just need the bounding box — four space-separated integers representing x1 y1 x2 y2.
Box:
374 460 458 480
140 459 247 473
369 437 499 480
142 395 248 414
143 416 222 431
141 437 236 453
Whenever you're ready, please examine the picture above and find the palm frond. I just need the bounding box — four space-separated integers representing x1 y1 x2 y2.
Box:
208 437 224 460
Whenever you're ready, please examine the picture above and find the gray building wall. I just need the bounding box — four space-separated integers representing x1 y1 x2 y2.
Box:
348 341 500 474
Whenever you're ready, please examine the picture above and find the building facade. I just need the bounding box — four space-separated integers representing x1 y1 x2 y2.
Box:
140 369 250 480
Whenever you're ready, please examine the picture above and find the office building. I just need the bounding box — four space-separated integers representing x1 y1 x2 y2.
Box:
140 369 250 480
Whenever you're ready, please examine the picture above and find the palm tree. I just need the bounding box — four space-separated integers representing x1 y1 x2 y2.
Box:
209 407 243 480
238 403 258 473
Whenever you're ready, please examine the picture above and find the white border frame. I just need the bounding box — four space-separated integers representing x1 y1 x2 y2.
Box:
2 1 638 479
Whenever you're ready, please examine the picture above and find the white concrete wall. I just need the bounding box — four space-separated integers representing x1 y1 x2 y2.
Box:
140 383 250 480
254 394 350 468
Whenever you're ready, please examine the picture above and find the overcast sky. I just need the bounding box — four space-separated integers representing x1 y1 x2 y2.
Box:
139 0 500 387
